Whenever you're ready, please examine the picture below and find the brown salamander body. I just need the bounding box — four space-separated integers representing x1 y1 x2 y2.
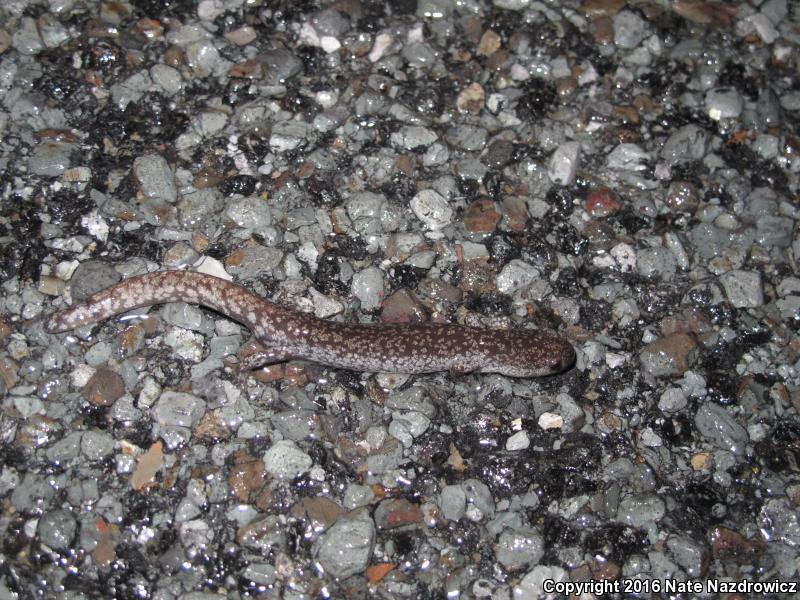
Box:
44 271 575 377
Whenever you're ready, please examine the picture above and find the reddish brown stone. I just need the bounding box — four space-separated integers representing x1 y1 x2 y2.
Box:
381 289 427 323
585 187 622 217
640 333 698 377
462 198 500 233
375 498 423 530
709 526 765 563
82 365 125 406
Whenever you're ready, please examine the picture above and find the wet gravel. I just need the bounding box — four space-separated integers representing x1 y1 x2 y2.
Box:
1 0 800 598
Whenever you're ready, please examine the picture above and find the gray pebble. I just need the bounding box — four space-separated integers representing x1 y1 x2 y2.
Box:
133 153 177 203
11 473 55 512
694 402 748 455
491 0 530 9
613 10 649 49
705 88 743 120
660 125 709 165
658 387 687 413
45 431 83 465
37 509 77 552
758 498 800 548
514 565 568 600
68 261 121 303
238 515 287 553
258 49 303 85
547 141 581 185
636 247 677 281
756 87 782 129
30 141 74 177
505 430 530 451
270 120 312 153
271 410 321 442
162 302 213 334
178 188 224 228
150 64 183 96
225 197 273 238
80 430 115 461
719 270 763 308
422 142 449 166
83 341 112 366
667 535 708 579
391 125 438 150
389 411 430 447
345 191 385 221
207 335 242 359
440 484 467 521
153 391 206 427
410 189 453 230
343 484 375 509
606 143 649 171
616 493 665 528
242 563 277 586
495 527 544 571
648 550 680 580
463 479 495 519
263 440 312 479
496 259 539 294
110 394 143 422
385 386 436 417
448 125 487 151
314 509 375 578
403 43 437 69
365 438 404 475
755 215 794 248
351 266 384 311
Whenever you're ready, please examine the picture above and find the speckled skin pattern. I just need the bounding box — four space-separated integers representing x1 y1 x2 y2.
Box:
45 271 575 377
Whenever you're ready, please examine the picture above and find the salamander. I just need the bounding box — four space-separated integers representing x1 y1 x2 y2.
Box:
44 271 575 377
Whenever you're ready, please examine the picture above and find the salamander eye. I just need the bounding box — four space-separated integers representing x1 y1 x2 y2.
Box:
545 355 562 370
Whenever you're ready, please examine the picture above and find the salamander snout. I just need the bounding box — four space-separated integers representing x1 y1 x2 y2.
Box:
549 341 576 373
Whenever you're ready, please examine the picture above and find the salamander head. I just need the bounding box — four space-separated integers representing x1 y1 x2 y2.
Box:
479 329 576 378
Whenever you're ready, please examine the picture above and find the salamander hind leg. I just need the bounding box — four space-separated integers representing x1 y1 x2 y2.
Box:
240 346 296 371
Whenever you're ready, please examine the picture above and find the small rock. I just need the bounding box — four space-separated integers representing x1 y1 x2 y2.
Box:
462 198 500 233
505 430 530 451
351 266 385 311
496 259 539 294
705 88 743 120
613 10 649 48
374 498 423 530
719 270 763 308
660 125 709 165
263 440 312 479
37 509 77 552
440 484 467 521
153 391 206 427
495 527 544 571
658 387 688 413
82 366 126 407
132 153 177 203
639 333 697 377
694 402 747 455
585 187 622 217
548 141 581 185
81 430 115 461
411 189 453 230
314 509 375 579
617 493 666 527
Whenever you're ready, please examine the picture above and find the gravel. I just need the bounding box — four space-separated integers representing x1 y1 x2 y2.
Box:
2 0 800 597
